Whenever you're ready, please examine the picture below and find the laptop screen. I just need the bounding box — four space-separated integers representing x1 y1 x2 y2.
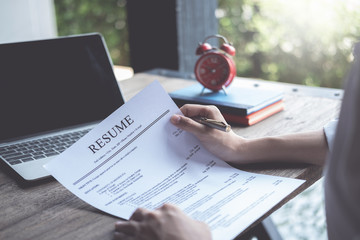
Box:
0 33 125 142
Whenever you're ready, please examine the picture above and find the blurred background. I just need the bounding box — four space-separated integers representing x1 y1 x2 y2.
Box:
54 0 360 88
1 0 358 239
2 0 359 88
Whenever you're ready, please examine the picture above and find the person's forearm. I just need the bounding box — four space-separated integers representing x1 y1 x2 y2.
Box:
170 105 328 166
235 130 328 166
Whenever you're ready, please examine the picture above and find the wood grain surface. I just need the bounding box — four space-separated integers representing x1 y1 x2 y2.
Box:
0 71 342 240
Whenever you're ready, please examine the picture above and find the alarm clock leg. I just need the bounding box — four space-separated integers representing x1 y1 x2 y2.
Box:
200 87 206 95
221 86 228 95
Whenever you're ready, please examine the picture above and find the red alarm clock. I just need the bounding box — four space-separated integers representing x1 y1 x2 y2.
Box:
194 35 236 92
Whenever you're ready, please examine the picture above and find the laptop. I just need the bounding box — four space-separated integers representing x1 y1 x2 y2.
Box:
0 33 125 181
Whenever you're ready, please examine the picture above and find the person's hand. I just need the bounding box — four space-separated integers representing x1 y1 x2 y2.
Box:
114 204 212 240
170 104 247 164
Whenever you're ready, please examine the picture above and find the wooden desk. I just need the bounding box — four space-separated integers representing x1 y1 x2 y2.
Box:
0 70 342 240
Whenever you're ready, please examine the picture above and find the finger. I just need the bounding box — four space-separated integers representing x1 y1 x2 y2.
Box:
115 221 139 235
129 207 151 221
170 114 209 135
158 203 176 211
180 104 223 120
158 203 181 215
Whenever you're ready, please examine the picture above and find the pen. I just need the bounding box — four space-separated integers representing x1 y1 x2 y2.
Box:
191 116 231 132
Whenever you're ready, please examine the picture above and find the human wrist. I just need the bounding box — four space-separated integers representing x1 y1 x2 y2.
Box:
220 133 252 164
228 136 283 164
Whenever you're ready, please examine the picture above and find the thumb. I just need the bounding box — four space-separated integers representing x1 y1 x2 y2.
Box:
170 114 207 136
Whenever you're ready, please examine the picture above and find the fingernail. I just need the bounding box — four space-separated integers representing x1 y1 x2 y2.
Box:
115 221 124 227
171 115 181 124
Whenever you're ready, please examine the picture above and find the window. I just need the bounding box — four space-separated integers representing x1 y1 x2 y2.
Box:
218 0 360 88
54 0 130 66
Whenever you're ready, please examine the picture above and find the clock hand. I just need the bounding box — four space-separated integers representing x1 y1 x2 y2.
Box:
214 63 228 70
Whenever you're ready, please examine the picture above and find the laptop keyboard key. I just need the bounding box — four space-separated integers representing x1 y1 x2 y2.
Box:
33 155 46 160
45 152 58 157
22 157 34 162
9 160 22 165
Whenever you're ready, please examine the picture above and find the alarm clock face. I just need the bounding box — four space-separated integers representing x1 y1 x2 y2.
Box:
194 52 235 91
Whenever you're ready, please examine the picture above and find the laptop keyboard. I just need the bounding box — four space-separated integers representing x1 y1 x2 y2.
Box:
0 129 91 165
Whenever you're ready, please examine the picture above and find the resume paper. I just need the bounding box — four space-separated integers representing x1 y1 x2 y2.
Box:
44 81 304 240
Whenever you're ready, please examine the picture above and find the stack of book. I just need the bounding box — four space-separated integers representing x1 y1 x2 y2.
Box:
169 83 284 126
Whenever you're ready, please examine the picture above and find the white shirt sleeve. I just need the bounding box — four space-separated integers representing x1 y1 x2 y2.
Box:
323 120 338 152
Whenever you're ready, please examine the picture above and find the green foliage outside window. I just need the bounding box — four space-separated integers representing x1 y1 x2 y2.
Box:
218 0 360 88
54 0 360 88
54 0 130 66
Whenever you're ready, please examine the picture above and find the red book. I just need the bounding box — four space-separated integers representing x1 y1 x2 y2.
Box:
222 100 284 126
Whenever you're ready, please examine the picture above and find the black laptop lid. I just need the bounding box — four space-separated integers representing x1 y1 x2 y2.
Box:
0 33 125 142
